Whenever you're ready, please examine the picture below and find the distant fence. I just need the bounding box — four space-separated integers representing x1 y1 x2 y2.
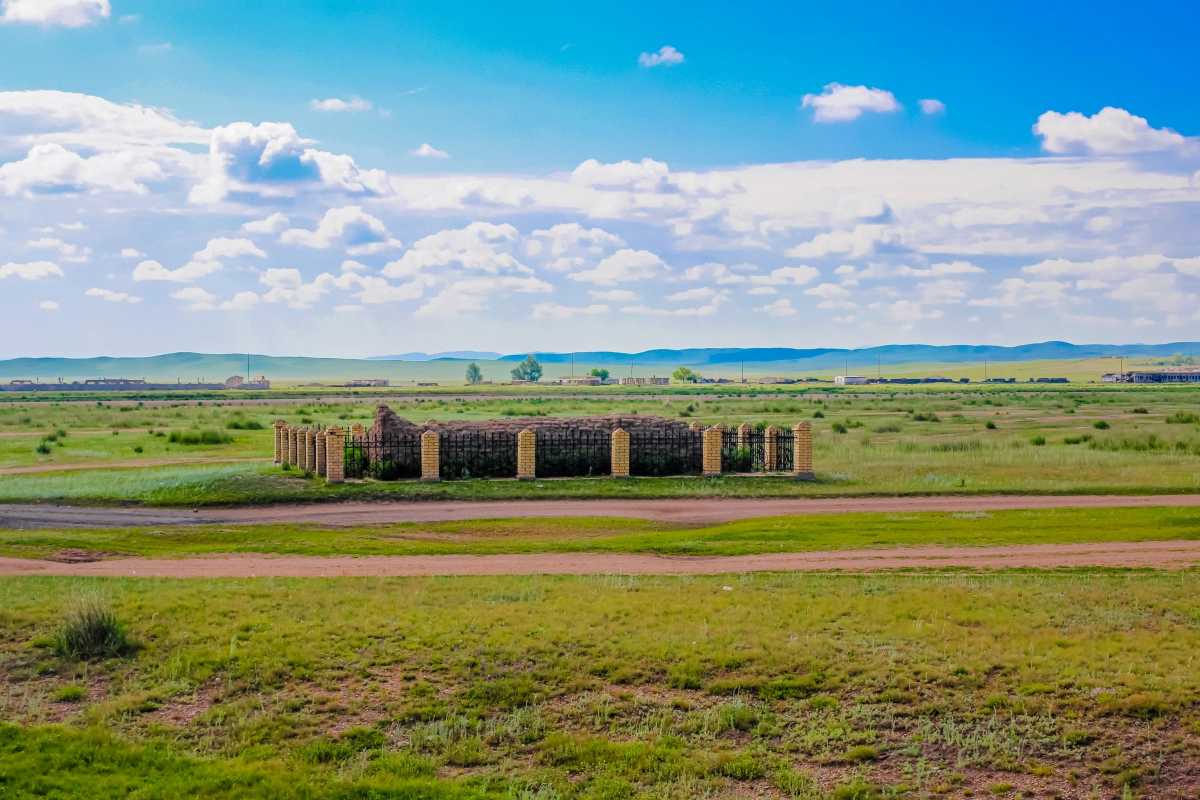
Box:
275 419 812 483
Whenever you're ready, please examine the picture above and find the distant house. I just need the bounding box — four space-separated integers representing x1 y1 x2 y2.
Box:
618 377 670 385
834 375 868 386
225 375 244 388
560 376 602 386
345 379 390 387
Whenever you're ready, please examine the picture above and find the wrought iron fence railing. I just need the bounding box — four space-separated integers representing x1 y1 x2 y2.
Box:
535 430 611 478
439 431 518 480
629 429 703 476
344 432 422 480
721 428 766 472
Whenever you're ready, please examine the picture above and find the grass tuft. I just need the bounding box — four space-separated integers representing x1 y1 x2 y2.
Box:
53 602 136 661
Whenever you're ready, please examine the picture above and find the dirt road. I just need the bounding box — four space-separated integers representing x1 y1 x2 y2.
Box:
2 539 1198 577
2 493 1200 529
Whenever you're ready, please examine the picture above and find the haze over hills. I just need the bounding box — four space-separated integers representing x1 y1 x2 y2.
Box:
0 342 1197 384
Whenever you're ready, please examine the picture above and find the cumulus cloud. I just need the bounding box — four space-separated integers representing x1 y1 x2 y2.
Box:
638 46 684 67
188 121 389 203
39 300 59 310
530 302 609 319
415 276 551 318
170 287 218 310
242 212 289 233
410 143 449 158
569 249 668 285
219 291 261 310
666 286 721 302
529 223 623 256
132 237 266 282
919 279 968 304
310 97 372 112
785 225 896 258
894 260 984 278
27 237 90 262
589 289 638 301
622 294 729 317
382 222 526 278
1021 254 1170 282
571 158 669 191
1 0 109 27
119 248 146 258
1 260 63 280
0 142 167 195
678 262 752 284
85 287 140 303
881 300 943 324
280 206 400 254
968 278 1070 307
1034 107 1188 155
750 265 820 286
801 83 901 123
755 298 796 317
918 99 946 115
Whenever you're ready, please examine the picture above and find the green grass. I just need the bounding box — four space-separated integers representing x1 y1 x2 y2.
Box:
2 572 1200 797
2 506 1200 559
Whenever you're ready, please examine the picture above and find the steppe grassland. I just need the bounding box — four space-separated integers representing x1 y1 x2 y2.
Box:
3 386 1200 499
2 572 1199 798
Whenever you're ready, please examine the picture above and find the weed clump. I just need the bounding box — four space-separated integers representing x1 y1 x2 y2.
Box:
54 684 87 703
1094 420 1111 430
53 603 136 661
225 420 264 430
1030 435 1047 446
168 429 233 445
1165 411 1199 424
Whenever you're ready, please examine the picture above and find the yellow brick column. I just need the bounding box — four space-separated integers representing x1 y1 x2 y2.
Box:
350 423 365 438
315 431 327 477
689 420 704 431
274 419 286 465
296 428 307 472
287 426 298 468
793 421 814 481
421 431 441 482
307 429 317 472
738 422 752 450
764 425 779 471
517 429 537 480
611 428 630 477
702 426 723 476
325 426 344 483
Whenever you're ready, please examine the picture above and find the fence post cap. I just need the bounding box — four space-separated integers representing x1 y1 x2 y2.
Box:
421 429 439 439
711 422 729 432
612 427 627 435
327 425 342 435
738 422 753 432
766 424 780 433
274 419 287 427
519 428 535 436
793 420 811 430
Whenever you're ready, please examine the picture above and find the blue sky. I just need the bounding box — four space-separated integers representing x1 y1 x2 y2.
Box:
2 0 1200 358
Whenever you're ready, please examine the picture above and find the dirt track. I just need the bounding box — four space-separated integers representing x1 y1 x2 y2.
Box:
2 539 1199 577
3 493 1200 529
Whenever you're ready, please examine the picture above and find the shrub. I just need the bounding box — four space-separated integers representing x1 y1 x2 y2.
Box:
1166 411 1199 424
910 412 940 422
871 423 901 433
54 684 87 703
844 745 879 763
1131 407 1149 414
812 410 825 418
35 440 51 455
985 421 996 429
225 420 264 430
715 752 764 780
53 603 136 661
132 446 143 454
760 673 824 700
1030 435 1046 446
931 439 982 452
1064 729 1096 747
1093 420 1111 430
831 422 848 434
168 429 233 445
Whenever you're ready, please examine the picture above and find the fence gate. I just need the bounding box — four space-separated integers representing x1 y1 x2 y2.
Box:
629 429 703 476
535 430 611 478
439 431 518 480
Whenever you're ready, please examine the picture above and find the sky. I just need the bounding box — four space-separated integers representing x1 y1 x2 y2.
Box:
2 0 1200 359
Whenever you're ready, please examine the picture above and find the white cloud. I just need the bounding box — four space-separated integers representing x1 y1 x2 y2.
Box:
119 248 146 258
59 221 84 230
259 268 358 309
571 158 669 191
638 46 684 67
785 225 895 258
1106 273 1193 312
750 265 820 286
1085 215 1114 232
919 278 968 304
803 282 849 298
188 121 388 203
832 314 856 323
382 222 525 278
170 287 217 310
1 260 63 280
622 294 729 317
895 260 984 278
883 300 943 322
219 291 261 310
242 212 289 233
755 298 796 317
0 142 167 196
801 83 901 123
1033 107 1188 155
746 286 776 295
132 237 266 283
280 206 400 254
1021 254 1169 281
968 278 1070 307
918 99 946 115
410 143 449 159
530 223 623 256
678 262 751 284
1132 317 1155 327
85 287 140 303
530 302 609 319
334 304 363 313
341 260 368 272
568 248 668 285
39 300 59 310
589 289 638 301
310 97 372 112
1 0 109 27
667 286 719 302
27 237 90 262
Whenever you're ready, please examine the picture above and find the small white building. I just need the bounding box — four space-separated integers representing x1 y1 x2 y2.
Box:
834 375 868 386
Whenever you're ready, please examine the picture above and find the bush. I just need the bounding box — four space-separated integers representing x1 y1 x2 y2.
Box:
35 440 51 455
53 603 136 661
715 752 764 780
1093 420 1110 430
931 439 982 452
910 412 940 422
168 429 233 445
831 423 848 434
844 745 879 763
1030 435 1046 446
225 420 264 430
1131 407 1149 414
871 423 901 433
54 684 87 703
132 446 143 454
812 410 825 418
1166 411 1199 424
985 421 996 429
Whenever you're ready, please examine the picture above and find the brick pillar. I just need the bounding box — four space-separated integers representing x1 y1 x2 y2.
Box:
315 431 327 477
307 430 317 472
350 423 365 438
301 428 313 472
517 429 537 480
421 431 440 482
287 426 298 468
279 423 291 466
611 428 630 477
793 421 814 481
702 426 723 476
764 425 780 471
274 419 286 465
689 420 704 431
326 426 344 483
738 422 752 450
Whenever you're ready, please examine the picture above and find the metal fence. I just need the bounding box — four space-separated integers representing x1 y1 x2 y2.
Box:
344 432 422 480
439 431 518 480
629 429 703 476
536 430 611 478
777 428 795 472
721 428 765 472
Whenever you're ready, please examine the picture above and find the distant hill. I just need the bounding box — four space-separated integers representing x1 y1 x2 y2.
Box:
367 351 502 361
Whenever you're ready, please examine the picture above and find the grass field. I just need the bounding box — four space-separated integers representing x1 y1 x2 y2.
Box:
2 571 1199 798
2 507 1200 560
3 384 1200 503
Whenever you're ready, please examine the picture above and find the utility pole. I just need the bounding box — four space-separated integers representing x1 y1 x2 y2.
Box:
877 352 881 379
570 353 574 376
984 359 987 381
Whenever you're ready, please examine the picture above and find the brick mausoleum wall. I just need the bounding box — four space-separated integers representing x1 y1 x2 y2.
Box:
368 404 694 438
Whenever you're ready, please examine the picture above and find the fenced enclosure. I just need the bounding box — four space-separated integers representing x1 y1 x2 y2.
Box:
439 431 518 480
535 430 611 478
344 432 422 480
629 429 704 476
